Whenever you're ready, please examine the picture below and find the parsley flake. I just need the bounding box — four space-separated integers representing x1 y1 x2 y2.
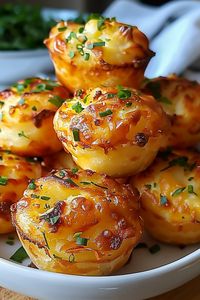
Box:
72 102 84 113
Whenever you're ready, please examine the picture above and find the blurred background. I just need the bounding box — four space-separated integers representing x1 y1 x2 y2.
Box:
0 0 178 12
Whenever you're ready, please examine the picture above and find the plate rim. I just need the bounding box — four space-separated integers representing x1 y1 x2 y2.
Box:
1 247 200 283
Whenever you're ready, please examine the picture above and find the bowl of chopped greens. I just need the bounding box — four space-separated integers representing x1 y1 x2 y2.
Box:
0 4 57 84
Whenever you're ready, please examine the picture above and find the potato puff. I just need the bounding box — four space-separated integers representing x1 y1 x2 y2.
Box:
142 75 200 148
11 169 142 275
54 86 170 177
0 77 70 156
0 151 42 234
131 149 200 245
44 17 154 92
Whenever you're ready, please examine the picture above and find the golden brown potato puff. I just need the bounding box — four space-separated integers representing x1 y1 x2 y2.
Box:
0 78 70 156
142 75 200 148
131 148 200 245
44 17 154 92
0 151 42 234
12 169 142 275
54 86 170 177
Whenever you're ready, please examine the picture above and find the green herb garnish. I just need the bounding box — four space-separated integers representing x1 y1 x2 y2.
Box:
18 131 29 139
48 96 65 107
188 184 197 195
41 196 50 201
99 109 113 117
10 246 29 263
58 26 67 32
65 178 78 187
72 102 84 113
149 244 160 254
72 167 78 174
84 52 90 61
72 129 80 141
117 86 132 99
32 106 37 111
76 236 88 246
172 187 185 197
28 180 36 190
0 176 8 186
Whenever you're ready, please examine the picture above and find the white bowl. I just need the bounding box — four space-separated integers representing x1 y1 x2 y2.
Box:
0 233 200 300
0 49 53 85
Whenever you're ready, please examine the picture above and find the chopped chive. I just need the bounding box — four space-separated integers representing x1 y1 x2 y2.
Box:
69 50 75 58
0 176 8 186
76 236 88 246
91 181 108 189
97 17 105 30
188 176 194 181
72 129 80 141
149 244 160 254
171 187 185 197
117 86 132 99
18 131 29 139
10 246 29 263
65 178 78 187
92 41 105 47
79 27 84 33
12 83 27 93
84 52 90 61
41 196 50 201
59 170 66 177
80 181 91 185
188 184 197 195
32 106 37 111
0 101 4 106
42 232 50 249
99 109 113 117
72 167 78 174
6 240 14 246
160 194 168 205
31 194 40 199
107 93 115 99
28 180 36 190
66 31 77 42
48 96 65 107
87 41 105 49
72 102 84 113
58 26 67 32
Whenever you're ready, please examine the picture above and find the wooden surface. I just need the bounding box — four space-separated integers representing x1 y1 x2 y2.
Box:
1 275 200 300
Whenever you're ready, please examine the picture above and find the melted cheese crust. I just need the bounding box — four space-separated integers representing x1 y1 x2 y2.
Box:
54 87 170 177
143 75 200 148
0 78 69 156
12 169 142 275
0 152 41 234
45 19 154 91
131 149 200 244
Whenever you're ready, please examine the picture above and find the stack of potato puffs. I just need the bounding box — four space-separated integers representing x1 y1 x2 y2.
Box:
1 15 200 276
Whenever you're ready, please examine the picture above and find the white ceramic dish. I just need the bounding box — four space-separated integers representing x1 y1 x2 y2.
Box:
0 8 77 85
0 232 200 300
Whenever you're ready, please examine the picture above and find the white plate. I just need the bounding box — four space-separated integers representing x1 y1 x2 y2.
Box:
0 232 200 300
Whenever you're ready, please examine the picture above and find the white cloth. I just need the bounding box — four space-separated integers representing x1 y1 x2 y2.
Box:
104 0 200 79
